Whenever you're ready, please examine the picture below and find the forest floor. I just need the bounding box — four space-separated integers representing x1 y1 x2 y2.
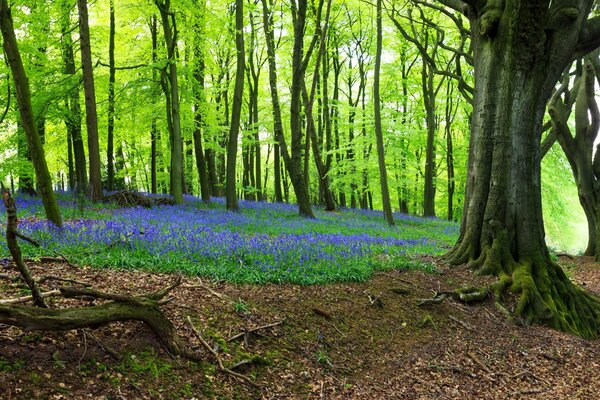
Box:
0 255 599 400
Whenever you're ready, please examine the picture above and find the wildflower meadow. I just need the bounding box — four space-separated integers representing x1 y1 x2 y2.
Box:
0 193 459 284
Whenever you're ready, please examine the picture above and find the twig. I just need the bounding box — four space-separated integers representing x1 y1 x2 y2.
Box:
15 231 40 247
83 329 122 360
0 273 20 282
78 329 88 366
181 281 233 303
187 316 259 388
227 319 285 342
0 289 61 304
37 275 91 287
449 315 475 331
467 351 493 375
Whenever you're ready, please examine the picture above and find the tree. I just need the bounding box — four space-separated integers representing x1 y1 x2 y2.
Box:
548 56 600 258
225 0 245 211
192 1 211 203
155 0 184 205
442 0 600 337
0 0 63 227
77 0 103 202
59 0 87 195
374 0 394 226
107 0 117 191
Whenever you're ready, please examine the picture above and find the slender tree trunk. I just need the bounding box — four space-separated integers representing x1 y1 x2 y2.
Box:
77 0 103 202
156 0 184 204
60 6 88 197
107 0 116 191
0 0 62 227
193 1 211 202
225 0 245 211
422 63 436 217
262 0 313 216
374 0 394 226
150 15 159 194
445 80 457 221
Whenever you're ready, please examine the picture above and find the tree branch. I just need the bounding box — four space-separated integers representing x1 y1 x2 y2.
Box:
435 0 471 16
575 16 600 59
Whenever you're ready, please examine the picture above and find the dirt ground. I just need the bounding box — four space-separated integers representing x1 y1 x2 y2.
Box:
1 255 599 400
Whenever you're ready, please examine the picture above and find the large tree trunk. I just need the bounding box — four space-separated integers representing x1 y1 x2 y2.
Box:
77 0 103 202
445 0 600 338
0 0 63 227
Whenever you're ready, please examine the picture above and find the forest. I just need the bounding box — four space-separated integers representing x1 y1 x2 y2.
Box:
0 0 599 398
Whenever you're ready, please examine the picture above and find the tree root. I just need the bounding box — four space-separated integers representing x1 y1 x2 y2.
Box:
418 287 490 307
0 278 194 357
445 231 600 338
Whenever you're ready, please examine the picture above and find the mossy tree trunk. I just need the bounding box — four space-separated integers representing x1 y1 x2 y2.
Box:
443 0 600 338
0 0 63 227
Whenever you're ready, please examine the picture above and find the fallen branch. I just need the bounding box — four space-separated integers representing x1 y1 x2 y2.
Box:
449 315 475 331
37 275 91 287
0 278 191 357
187 316 259 388
467 351 494 376
0 273 20 282
0 289 61 305
227 319 285 342
181 281 233 303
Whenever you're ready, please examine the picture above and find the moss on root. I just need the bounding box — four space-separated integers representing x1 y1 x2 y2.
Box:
446 233 600 339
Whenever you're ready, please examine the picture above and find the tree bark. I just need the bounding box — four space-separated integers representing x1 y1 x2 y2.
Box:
156 0 184 204
192 1 211 203
374 0 394 226
77 0 103 202
107 0 116 191
0 0 63 227
225 0 245 211
445 0 600 338
60 2 88 196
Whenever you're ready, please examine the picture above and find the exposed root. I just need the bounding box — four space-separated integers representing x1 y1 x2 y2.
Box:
445 232 600 338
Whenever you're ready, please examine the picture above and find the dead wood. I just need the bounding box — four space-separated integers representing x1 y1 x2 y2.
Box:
312 307 332 320
37 275 91 287
0 289 61 305
2 189 47 307
227 319 285 342
0 280 191 357
105 190 174 208
181 281 233 303
187 316 260 388
449 315 475 331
